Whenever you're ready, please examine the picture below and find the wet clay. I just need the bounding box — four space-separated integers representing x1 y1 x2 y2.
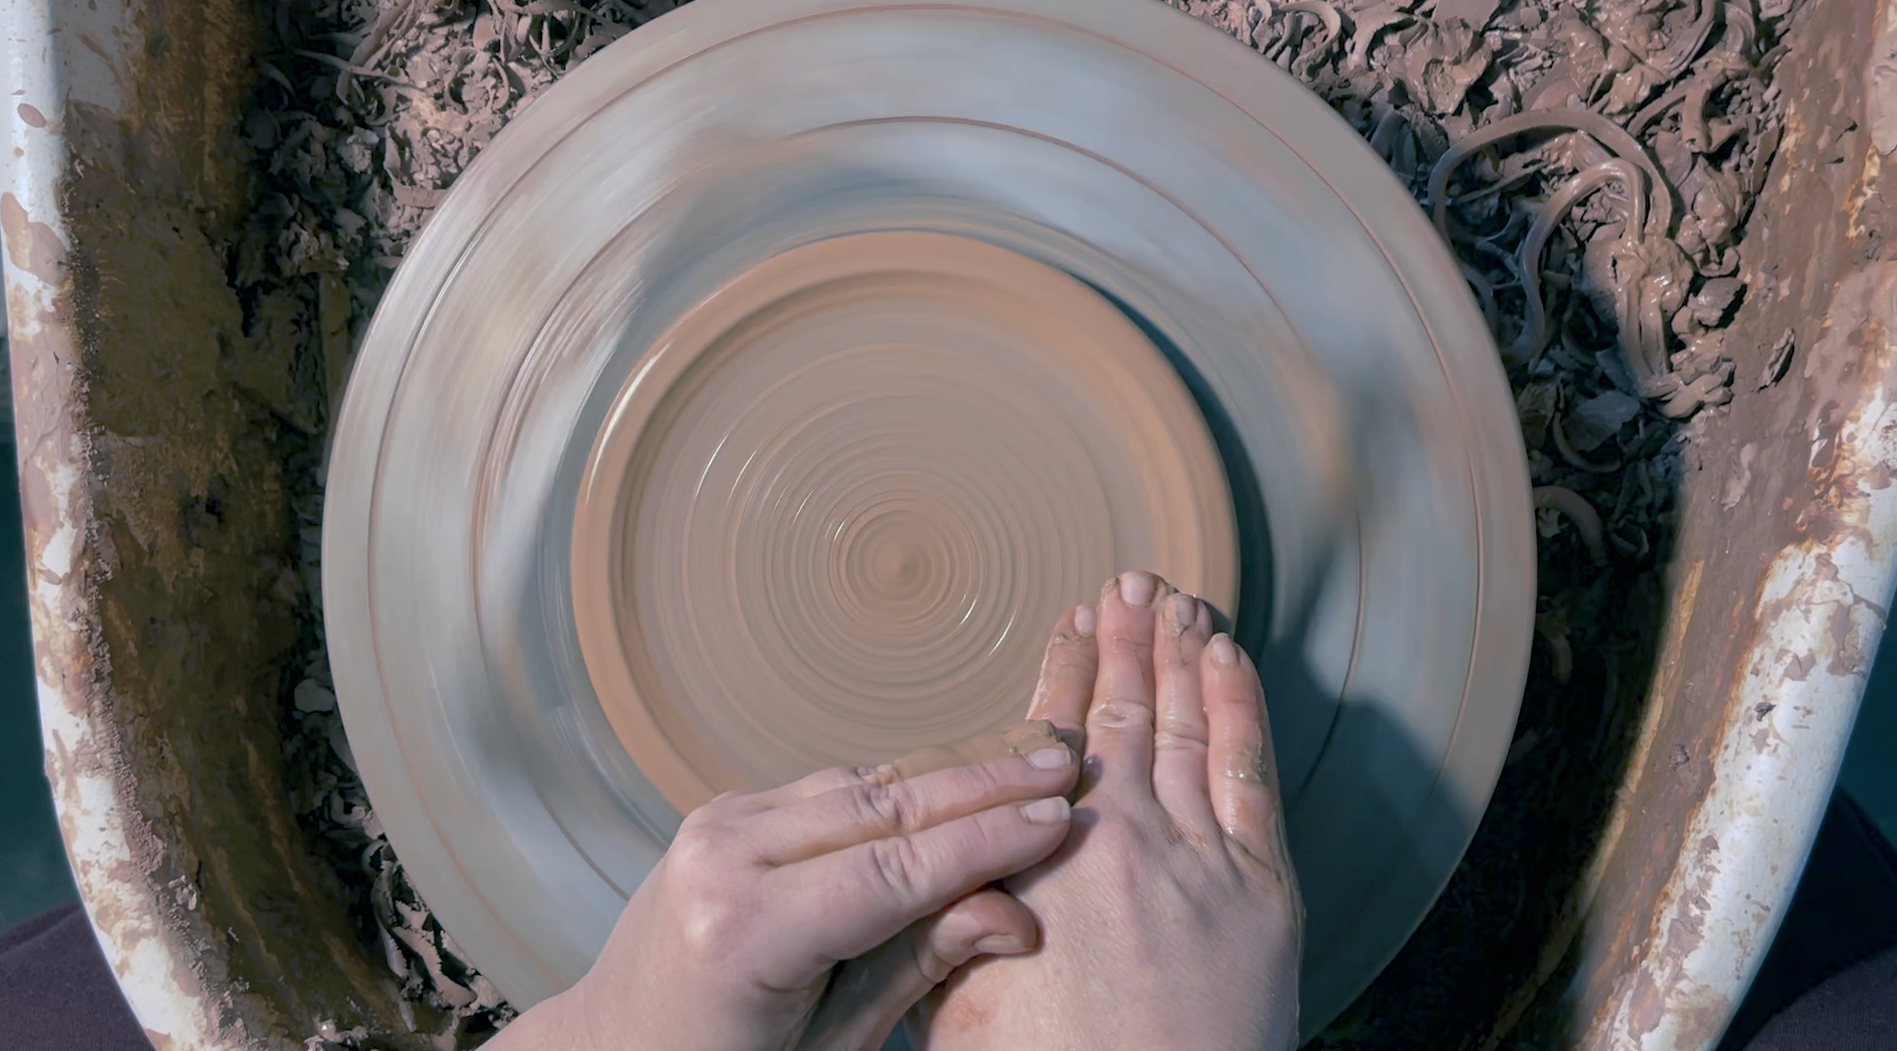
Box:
571 231 1237 813
885 720 1067 780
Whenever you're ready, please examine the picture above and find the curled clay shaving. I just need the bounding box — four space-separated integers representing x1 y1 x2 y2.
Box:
1680 63 1748 153
1630 78 1694 134
1345 9 1413 73
1629 56 1750 139
1460 261 1501 330
1617 235 1694 398
1260 0 1346 79
1656 0 1721 79
1533 486 1607 566
1509 158 1647 366
1428 107 1670 241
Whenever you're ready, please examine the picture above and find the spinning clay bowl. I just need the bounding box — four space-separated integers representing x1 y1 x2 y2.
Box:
5 0 1894 1048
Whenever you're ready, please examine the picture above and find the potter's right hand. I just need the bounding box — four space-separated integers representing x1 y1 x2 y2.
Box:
909 572 1305 1051
494 727 1078 1051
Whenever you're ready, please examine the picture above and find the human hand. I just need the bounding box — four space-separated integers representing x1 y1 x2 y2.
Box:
524 736 1079 1051
909 572 1304 1051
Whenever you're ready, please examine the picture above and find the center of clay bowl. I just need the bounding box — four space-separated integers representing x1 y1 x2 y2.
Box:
852 509 947 608
572 231 1239 813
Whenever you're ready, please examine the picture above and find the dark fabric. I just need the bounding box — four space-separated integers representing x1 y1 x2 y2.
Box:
1743 947 1897 1051
1724 793 1897 1050
0 901 151 1051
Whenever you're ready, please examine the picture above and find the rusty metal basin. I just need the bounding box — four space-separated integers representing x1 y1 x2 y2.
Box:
2 0 1893 1048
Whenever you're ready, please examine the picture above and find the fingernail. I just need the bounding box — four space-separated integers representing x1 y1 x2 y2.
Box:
1118 570 1158 607
1166 592 1200 635
1026 746 1073 769
1210 634 1239 667
973 933 1029 955
1073 603 1096 636
1020 796 1071 824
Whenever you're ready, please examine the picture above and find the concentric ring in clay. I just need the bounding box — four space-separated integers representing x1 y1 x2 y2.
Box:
571 231 1236 813
321 0 1536 1038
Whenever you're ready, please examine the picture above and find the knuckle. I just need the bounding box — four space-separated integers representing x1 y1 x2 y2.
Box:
1032 668 1089 705
679 796 728 828
1105 632 1156 662
962 757 1012 795
1152 728 1208 753
1088 698 1155 730
853 781 914 833
1040 652 1094 678
866 836 926 899
674 887 747 957
1086 816 1158 882
667 817 733 876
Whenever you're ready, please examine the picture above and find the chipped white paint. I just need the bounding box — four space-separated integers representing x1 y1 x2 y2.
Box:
2 0 227 1046
1603 265 1897 1051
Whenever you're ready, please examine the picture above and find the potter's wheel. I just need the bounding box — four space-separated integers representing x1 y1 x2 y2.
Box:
322 0 1535 1038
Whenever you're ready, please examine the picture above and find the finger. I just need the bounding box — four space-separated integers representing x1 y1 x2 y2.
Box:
1152 591 1218 826
743 763 892 813
1203 633 1286 861
1026 604 1099 750
1083 570 1172 797
747 721 1067 812
887 721 1066 780
749 748 1078 865
793 889 1035 1051
777 793 1072 963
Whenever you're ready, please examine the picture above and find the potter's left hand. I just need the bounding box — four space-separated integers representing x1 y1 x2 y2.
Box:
489 737 1079 1051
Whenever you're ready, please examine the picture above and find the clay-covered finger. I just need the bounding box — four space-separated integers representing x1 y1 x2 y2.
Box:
888 720 1066 780
746 721 1067 814
1203 633 1285 861
742 763 891 812
1026 605 1099 748
1082 570 1171 796
778 794 1071 963
749 748 1078 864
780 793 1071 962
792 888 1036 1051
1152 591 1218 826
739 725 1067 832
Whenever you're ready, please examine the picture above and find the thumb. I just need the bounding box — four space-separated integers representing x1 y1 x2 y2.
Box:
794 889 1036 1051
